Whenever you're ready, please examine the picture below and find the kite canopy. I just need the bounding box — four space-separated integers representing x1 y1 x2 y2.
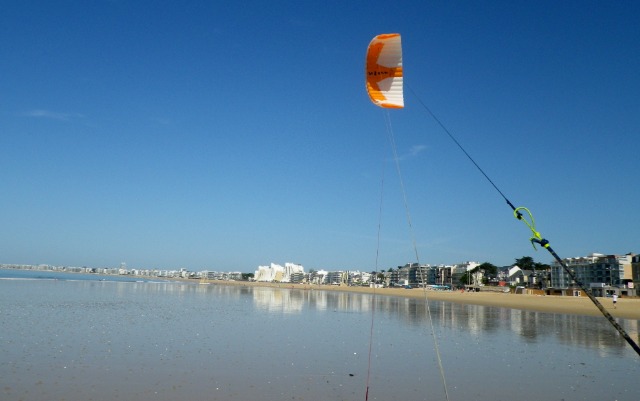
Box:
366 33 404 108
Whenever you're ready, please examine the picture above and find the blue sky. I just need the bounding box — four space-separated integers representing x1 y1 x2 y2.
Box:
1 1 638 272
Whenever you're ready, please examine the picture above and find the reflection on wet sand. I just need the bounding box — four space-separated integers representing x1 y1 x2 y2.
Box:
75 280 640 354
2 276 639 401
246 285 639 353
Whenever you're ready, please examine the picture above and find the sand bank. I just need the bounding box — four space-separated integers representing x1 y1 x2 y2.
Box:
195 280 640 320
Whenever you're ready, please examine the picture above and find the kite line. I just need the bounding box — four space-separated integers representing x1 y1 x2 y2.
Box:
407 85 640 357
365 33 451 400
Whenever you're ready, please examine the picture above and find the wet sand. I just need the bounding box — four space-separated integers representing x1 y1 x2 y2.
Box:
196 280 640 320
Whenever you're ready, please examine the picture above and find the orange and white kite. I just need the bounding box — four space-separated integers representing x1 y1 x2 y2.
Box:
365 33 403 108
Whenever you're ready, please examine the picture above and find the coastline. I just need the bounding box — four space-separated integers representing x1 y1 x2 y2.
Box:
3 267 637 320
194 279 640 320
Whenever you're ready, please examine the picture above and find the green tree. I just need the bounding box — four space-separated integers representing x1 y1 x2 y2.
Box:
515 256 550 289
458 272 472 287
534 262 551 271
514 256 535 270
241 273 254 281
476 262 497 275
514 256 549 270
474 262 498 285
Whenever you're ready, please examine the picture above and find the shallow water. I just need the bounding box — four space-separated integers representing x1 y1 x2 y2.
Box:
1 270 639 400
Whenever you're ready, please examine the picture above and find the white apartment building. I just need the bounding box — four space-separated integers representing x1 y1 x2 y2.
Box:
254 262 305 282
550 253 637 296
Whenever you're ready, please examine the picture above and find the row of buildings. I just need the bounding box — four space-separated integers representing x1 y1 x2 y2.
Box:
3 252 639 296
503 253 639 297
251 253 640 297
549 253 639 297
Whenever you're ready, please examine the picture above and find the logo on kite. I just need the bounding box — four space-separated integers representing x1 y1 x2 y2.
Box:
365 33 403 109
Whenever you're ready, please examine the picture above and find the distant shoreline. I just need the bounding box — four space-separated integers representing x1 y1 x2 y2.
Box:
190 279 640 320
3 267 638 320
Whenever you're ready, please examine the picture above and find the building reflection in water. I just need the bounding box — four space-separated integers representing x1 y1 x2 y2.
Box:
243 285 638 353
87 280 639 354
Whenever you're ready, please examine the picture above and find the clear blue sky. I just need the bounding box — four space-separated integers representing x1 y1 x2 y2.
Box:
1 1 638 272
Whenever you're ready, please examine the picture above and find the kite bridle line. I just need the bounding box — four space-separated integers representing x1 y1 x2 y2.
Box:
408 85 640 357
364 141 386 401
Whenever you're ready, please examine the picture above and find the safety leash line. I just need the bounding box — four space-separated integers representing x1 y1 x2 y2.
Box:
409 86 640 357
514 207 640 356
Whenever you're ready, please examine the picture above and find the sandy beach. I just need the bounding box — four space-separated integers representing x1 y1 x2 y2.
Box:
199 280 640 320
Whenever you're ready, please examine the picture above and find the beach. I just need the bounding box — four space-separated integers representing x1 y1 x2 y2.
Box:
3 270 639 401
202 280 640 320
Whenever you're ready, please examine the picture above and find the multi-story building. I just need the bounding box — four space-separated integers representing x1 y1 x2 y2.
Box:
434 265 453 287
201 270 223 280
550 253 637 296
325 271 344 285
308 269 328 284
394 263 433 287
289 272 305 283
254 262 305 282
451 261 479 288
